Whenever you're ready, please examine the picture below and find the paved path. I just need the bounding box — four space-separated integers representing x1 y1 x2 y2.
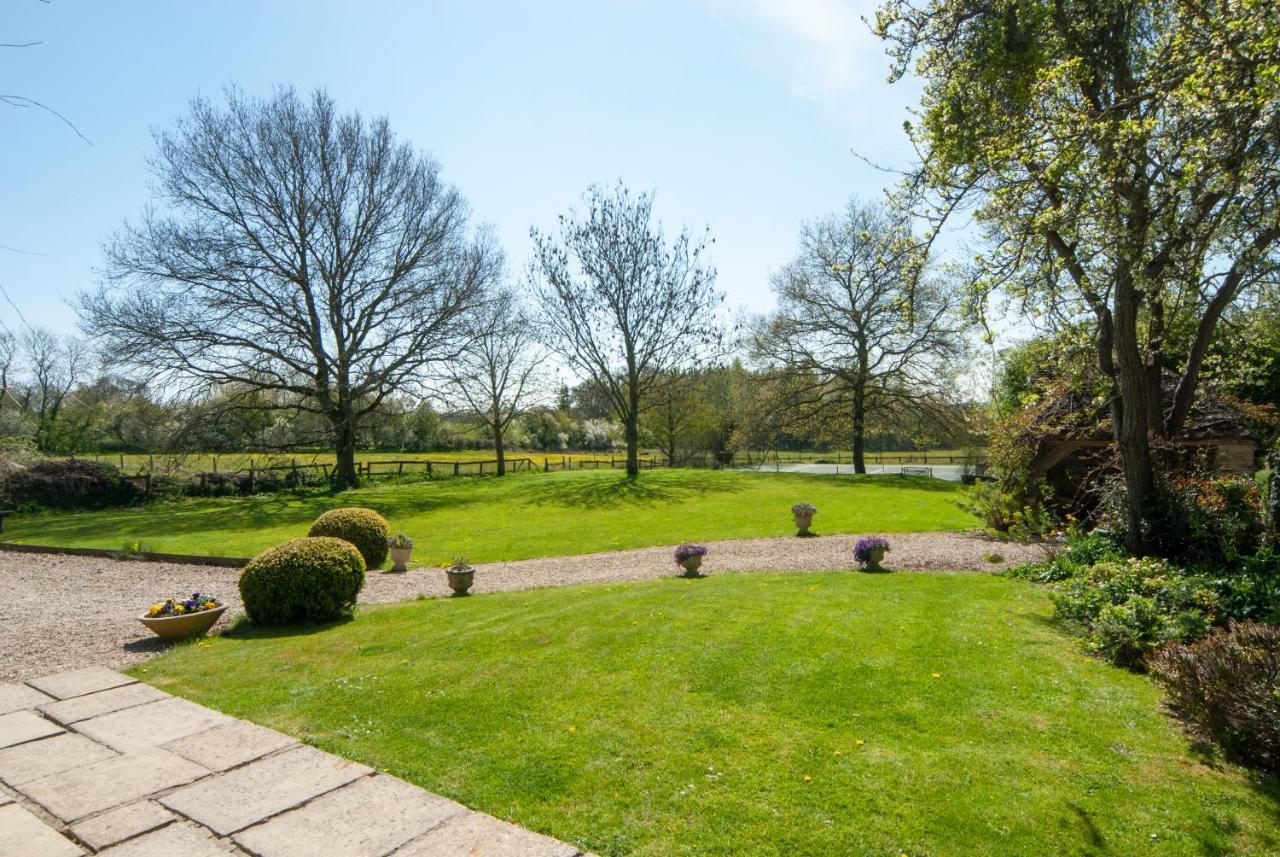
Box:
0 667 584 856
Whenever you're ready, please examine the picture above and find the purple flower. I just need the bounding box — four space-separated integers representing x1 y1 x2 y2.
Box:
674 543 708 564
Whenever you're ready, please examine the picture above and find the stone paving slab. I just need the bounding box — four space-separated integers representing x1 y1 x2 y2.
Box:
97 821 239 856
69 800 176 851
0 732 117 786
160 745 371 836
0 801 86 856
164 720 297 773
394 810 581 857
0 710 63 749
27 667 136 701
0 684 54 716
18 746 209 823
232 773 466 857
8 669 583 856
75 697 232 754
39 682 169 727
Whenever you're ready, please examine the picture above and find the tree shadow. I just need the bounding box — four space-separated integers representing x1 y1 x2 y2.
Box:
218 615 355 640
520 472 741 510
1062 802 1110 854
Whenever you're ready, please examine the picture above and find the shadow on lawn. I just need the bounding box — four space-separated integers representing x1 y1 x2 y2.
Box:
520 472 743 509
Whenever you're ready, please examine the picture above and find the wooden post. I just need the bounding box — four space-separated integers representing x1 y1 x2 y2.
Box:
427 461 433 476
398 461 404 475
453 461 460 476
248 466 255 493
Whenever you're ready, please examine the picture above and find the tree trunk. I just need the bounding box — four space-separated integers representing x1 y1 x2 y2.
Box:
1112 311 1156 555
625 388 640 478
494 421 506 476
333 412 360 489
852 384 867 475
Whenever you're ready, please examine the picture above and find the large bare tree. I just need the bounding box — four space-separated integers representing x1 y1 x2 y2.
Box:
529 183 723 477
443 288 542 476
80 87 500 487
753 198 967 473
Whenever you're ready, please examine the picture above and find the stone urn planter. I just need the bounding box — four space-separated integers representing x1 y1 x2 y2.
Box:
853 536 891 572
674 544 708 577
791 503 818 536
387 534 414 572
446 566 475 596
138 605 227 641
389 546 413 572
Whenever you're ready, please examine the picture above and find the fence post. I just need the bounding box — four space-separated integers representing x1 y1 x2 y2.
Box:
453 462 460 476
427 461 433 477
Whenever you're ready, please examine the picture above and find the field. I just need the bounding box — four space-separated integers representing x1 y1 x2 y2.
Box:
74 447 981 475
2 469 974 562
134 571 1280 856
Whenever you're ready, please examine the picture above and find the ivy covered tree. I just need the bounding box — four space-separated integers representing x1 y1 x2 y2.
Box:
876 0 1280 552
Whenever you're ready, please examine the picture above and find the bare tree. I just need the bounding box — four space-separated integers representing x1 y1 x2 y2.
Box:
530 183 723 477
0 331 16 415
80 87 500 487
752 198 967 473
444 289 542 475
17 327 87 451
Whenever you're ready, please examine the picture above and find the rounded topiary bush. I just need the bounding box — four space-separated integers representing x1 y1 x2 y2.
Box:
307 507 390 569
238 537 365 626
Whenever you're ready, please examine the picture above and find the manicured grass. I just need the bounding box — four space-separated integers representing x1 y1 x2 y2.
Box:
3 469 972 563
133 571 1280 856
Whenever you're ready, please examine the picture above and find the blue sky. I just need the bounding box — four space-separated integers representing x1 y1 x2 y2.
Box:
2 0 920 336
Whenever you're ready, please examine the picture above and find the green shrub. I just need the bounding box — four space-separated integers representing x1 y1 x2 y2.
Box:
307 507 390 569
1048 557 1223 667
1150 621 1280 775
1102 472 1263 566
1007 531 1123 583
238 537 365 626
5 458 142 511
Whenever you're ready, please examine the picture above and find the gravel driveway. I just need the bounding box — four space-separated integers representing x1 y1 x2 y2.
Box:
0 532 1044 681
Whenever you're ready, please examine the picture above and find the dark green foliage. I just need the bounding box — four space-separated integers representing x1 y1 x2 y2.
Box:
5 459 142 511
1151 622 1280 775
307 507 390 569
1012 536 1280 667
238 537 365 626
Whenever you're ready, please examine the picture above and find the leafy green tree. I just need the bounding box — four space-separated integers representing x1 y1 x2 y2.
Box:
877 0 1280 552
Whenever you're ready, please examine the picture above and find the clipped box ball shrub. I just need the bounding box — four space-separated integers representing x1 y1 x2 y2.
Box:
307 507 390 569
239 537 366 626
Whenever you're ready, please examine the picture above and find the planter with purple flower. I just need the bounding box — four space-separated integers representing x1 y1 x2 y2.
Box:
138 593 227 640
674 543 708 577
853 536 891 571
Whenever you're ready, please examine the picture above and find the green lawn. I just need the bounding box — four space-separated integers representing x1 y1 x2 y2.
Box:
3 470 973 563
133 571 1280 856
